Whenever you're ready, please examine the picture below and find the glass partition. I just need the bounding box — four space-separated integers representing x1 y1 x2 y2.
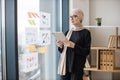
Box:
0 0 2 78
0 0 3 79
17 0 61 80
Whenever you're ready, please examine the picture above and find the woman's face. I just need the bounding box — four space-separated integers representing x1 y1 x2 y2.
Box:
70 15 80 25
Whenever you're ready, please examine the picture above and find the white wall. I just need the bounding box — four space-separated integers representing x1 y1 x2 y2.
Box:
90 0 120 26
90 27 116 46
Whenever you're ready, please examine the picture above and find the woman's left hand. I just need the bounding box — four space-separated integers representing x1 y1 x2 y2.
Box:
63 40 75 48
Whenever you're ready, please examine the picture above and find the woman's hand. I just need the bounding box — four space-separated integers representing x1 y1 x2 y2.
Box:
56 40 64 48
63 40 75 48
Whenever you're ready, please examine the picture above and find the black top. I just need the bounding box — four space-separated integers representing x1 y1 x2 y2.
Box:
58 29 91 72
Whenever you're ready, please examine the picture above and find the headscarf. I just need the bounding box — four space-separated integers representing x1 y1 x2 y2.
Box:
70 8 84 31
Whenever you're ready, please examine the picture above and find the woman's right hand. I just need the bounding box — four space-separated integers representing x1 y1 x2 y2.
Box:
56 40 64 48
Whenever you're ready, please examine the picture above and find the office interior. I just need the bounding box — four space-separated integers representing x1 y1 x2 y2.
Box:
0 0 120 80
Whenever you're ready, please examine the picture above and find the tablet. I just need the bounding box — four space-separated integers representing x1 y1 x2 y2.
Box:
52 32 66 41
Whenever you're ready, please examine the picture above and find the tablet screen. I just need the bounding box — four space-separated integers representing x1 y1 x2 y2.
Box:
52 32 66 41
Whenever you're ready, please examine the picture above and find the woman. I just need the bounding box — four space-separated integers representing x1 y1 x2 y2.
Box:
56 8 91 80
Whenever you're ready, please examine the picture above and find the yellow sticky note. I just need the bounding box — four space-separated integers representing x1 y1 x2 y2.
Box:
28 45 37 52
37 47 48 54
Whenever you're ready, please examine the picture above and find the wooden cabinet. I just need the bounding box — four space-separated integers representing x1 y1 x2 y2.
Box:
83 47 120 80
83 27 120 80
84 47 120 72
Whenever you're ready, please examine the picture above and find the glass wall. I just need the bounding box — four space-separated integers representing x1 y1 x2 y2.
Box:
0 0 2 79
0 0 3 79
17 0 61 80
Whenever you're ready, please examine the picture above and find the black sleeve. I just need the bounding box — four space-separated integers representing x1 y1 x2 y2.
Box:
58 46 64 53
74 30 91 56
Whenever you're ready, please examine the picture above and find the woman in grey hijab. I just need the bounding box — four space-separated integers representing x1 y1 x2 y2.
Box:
56 8 91 80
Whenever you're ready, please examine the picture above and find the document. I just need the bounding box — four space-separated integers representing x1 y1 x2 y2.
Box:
52 32 66 41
